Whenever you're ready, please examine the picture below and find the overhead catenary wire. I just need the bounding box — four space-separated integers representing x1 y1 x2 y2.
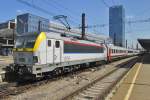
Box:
83 17 150 29
101 0 110 8
17 0 80 27
48 0 80 17
43 0 80 26
17 0 57 16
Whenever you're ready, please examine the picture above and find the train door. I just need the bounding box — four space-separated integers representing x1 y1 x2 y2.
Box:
103 45 108 60
54 40 62 64
46 39 54 64
107 47 111 62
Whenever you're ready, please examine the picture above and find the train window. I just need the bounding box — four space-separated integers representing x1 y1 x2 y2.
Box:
56 41 60 48
48 40 51 47
64 42 104 53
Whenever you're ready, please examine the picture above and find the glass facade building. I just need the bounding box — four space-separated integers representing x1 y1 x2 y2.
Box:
17 13 49 34
109 5 125 47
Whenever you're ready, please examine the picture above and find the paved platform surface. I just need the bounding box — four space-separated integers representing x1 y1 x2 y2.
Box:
111 54 150 100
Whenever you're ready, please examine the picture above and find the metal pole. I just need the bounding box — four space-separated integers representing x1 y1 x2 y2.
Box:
114 33 116 45
82 13 85 39
24 23 25 33
13 29 15 46
38 20 41 32
136 43 138 50
126 40 127 48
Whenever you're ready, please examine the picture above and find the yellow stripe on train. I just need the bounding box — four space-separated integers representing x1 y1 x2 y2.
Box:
13 32 46 52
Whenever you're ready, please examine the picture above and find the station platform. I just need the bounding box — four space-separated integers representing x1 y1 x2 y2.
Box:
111 54 150 100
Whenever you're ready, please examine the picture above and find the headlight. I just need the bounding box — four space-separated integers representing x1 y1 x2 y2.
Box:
33 56 38 63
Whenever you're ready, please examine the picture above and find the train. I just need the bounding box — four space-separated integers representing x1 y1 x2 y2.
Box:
9 31 139 80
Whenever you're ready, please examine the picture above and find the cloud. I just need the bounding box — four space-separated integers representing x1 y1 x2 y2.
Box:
16 10 24 15
126 15 134 20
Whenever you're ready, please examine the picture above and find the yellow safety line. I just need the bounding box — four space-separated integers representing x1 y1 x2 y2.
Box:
124 58 143 100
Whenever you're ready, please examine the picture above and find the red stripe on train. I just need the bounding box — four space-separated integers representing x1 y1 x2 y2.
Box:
64 41 103 48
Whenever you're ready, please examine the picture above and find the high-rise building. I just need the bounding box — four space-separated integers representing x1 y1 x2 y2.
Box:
109 5 125 47
17 13 49 34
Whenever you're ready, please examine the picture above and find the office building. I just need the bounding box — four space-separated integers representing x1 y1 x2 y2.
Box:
109 5 125 47
17 13 49 34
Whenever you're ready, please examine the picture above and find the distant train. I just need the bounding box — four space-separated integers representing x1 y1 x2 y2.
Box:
10 31 139 80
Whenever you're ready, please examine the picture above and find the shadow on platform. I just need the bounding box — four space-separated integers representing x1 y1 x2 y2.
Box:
142 53 150 64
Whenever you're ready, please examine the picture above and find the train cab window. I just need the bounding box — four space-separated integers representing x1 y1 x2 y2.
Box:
56 41 60 48
48 40 51 47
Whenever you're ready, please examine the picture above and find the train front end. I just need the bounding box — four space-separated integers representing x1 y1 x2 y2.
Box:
9 33 44 80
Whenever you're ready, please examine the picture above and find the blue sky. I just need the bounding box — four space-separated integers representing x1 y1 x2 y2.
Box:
0 0 150 48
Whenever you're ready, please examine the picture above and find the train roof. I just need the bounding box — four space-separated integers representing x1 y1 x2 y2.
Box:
44 32 104 46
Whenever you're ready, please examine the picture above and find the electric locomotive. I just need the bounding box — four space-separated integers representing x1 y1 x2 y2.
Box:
9 31 139 80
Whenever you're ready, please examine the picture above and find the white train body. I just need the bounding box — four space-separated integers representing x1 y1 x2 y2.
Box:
12 32 139 79
13 32 108 78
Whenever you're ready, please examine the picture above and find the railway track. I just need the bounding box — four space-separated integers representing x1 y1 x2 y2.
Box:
62 57 139 100
0 56 139 99
0 66 103 99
